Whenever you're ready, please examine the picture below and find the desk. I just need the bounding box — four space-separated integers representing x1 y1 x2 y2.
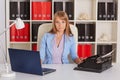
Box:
0 64 120 80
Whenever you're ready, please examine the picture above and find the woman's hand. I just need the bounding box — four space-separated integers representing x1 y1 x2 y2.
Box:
74 57 85 64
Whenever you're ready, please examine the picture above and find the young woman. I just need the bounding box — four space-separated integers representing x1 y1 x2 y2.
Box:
39 11 83 64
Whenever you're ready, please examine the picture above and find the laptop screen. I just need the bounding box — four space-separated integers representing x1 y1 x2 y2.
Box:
9 48 43 75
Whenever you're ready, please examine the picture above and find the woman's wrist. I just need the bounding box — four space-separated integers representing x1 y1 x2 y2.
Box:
74 58 83 64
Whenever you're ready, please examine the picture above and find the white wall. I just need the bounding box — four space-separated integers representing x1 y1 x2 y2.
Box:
0 0 6 63
117 0 120 63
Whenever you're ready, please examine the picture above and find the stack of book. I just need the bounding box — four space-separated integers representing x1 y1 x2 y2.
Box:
77 44 92 58
20 2 30 20
32 23 41 42
10 2 18 20
10 23 30 42
32 2 52 20
65 2 74 20
54 2 63 13
76 23 95 42
10 1 30 20
97 1 116 20
54 2 74 20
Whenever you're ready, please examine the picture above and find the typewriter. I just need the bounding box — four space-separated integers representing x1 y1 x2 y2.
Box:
74 49 115 73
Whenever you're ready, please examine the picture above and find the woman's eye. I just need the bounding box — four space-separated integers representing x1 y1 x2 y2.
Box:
55 21 66 24
55 21 59 23
62 21 65 23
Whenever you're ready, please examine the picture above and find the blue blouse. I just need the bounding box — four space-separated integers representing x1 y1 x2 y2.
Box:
39 33 78 64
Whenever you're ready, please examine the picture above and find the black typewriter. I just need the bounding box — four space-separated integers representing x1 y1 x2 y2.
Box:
74 50 115 73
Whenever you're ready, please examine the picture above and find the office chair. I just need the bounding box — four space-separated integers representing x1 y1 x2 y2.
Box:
37 23 78 63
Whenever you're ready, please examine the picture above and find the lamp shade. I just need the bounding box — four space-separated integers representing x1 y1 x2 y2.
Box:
0 18 25 36
15 18 25 29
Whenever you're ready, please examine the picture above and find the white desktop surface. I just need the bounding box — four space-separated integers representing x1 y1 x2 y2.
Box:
0 63 120 80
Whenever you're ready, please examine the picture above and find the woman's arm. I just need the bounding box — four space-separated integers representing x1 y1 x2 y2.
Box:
70 37 84 64
39 33 47 63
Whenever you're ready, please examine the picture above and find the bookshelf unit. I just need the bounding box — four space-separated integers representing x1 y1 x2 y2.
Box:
6 0 118 62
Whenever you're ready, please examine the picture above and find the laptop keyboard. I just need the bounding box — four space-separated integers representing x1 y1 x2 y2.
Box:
42 68 51 72
42 68 56 75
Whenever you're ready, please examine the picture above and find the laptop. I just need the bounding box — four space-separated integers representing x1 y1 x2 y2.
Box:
8 48 56 75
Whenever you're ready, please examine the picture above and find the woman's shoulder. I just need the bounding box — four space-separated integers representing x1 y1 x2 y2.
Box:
68 34 74 39
65 34 75 42
43 32 54 37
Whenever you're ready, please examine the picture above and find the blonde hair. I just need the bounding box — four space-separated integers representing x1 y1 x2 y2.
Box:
49 11 73 36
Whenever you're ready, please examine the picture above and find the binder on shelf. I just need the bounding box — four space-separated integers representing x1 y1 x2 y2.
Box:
40 2 46 20
115 2 117 20
20 2 30 20
32 44 37 51
46 2 52 20
32 2 41 20
65 2 74 20
76 23 95 42
10 23 30 42
76 24 85 41
23 23 30 41
41 2 52 20
32 24 41 42
85 24 95 41
54 2 63 13
32 2 52 20
107 2 115 20
77 44 92 58
97 45 112 56
10 2 18 20
10 24 16 41
97 2 106 20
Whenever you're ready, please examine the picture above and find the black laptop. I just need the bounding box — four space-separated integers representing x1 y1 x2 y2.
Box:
8 48 56 75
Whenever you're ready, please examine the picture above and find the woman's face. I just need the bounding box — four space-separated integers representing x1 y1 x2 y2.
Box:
55 17 66 33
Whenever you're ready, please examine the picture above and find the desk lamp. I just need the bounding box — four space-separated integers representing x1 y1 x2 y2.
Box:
0 18 24 77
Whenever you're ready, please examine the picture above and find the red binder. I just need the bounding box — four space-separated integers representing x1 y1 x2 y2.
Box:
46 2 52 20
77 44 92 58
32 2 42 20
32 2 51 20
10 23 30 42
23 23 30 41
10 24 16 41
41 2 46 20
32 44 37 51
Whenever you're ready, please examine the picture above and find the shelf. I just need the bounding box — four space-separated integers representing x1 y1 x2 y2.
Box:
10 43 31 50
96 42 117 44
10 42 31 44
96 22 117 42
75 20 96 22
97 20 118 23
31 20 52 22
7 0 118 62
75 0 96 20
78 42 95 44
10 20 30 22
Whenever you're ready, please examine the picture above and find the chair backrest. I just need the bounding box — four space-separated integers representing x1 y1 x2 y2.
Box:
37 23 78 63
